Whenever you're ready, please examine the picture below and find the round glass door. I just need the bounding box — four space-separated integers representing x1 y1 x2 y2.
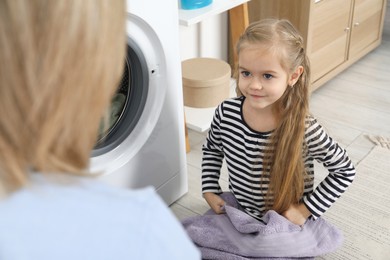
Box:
92 38 148 156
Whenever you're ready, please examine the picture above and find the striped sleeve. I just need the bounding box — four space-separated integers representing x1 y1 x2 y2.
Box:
303 118 356 219
201 104 224 194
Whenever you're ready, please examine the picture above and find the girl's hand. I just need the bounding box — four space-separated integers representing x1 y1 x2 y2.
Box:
203 192 226 214
282 203 311 226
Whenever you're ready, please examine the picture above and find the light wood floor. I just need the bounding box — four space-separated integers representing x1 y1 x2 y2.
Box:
170 35 390 220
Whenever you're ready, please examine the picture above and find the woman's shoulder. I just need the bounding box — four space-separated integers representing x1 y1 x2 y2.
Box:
0 175 161 212
81 179 168 211
0 179 200 259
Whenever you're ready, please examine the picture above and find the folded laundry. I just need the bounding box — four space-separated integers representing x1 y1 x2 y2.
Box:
182 193 343 260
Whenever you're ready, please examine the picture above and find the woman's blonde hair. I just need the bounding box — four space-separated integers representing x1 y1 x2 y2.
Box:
0 0 126 192
236 19 311 214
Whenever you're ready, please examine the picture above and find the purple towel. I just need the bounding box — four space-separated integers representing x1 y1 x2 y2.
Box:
182 193 343 260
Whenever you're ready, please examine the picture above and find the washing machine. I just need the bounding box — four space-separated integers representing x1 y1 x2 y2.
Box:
90 0 188 205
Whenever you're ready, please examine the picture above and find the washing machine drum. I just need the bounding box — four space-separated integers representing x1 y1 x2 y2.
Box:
92 40 148 156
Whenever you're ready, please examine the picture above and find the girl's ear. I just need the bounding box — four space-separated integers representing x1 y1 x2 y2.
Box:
288 66 304 87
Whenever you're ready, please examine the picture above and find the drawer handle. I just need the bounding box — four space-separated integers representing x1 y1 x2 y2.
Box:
354 22 360 27
344 27 350 32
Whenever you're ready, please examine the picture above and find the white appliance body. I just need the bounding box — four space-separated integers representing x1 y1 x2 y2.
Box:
90 0 188 205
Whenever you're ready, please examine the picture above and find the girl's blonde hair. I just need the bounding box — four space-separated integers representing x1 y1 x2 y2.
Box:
0 0 126 192
236 19 311 214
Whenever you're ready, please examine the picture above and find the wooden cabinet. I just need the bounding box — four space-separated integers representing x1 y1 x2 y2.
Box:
247 0 387 90
310 0 352 81
349 0 385 58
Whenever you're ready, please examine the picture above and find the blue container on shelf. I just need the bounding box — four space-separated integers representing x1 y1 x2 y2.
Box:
180 0 212 10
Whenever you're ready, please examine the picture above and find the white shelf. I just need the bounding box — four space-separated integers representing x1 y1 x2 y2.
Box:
178 0 249 26
185 78 237 132
184 106 216 132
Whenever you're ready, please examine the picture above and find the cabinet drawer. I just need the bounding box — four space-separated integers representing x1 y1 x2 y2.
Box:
310 0 352 81
349 0 384 57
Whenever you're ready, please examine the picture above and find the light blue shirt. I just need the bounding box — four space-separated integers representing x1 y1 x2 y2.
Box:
0 173 200 260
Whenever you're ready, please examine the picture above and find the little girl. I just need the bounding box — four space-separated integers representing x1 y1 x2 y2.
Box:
202 19 356 226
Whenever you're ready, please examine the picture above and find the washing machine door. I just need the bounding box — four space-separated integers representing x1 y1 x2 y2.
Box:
92 38 148 156
90 15 167 174
89 4 187 203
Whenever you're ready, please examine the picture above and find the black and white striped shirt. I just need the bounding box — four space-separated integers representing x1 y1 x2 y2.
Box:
202 96 356 220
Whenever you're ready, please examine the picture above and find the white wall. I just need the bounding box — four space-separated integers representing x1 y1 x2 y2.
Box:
179 12 228 62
